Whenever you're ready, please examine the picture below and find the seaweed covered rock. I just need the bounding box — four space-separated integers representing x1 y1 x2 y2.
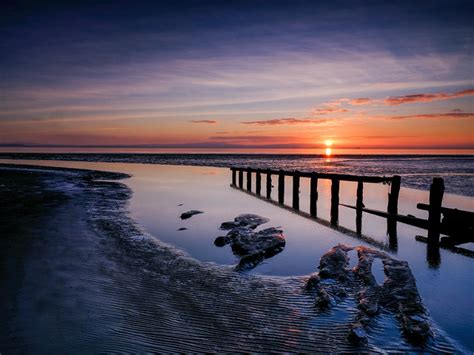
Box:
215 214 285 270
306 245 432 346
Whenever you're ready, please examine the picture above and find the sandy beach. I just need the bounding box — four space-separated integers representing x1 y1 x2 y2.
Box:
1 163 469 353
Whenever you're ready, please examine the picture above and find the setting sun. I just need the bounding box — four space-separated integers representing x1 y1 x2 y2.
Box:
325 147 332 156
325 140 333 147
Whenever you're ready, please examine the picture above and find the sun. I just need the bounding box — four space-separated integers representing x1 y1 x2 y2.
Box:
324 139 333 147
325 147 332 156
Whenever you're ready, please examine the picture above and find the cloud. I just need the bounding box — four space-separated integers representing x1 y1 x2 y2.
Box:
312 107 348 115
384 89 474 106
241 117 331 125
349 98 372 105
387 112 474 120
190 119 217 124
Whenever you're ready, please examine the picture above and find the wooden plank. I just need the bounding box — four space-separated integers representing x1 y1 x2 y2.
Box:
387 175 401 215
356 181 363 234
266 170 272 199
310 173 318 217
278 170 285 204
256 169 261 196
231 168 236 185
246 168 252 191
230 167 393 184
427 177 444 245
238 170 243 188
331 179 340 225
292 171 300 210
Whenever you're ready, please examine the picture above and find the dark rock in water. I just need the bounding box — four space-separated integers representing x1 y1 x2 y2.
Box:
214 236 231 247
348 323 368 344
178 203 183 206
177 227 187 231
215 214 285 270
307 244 432 346
220 214 269 230
180 210 204 219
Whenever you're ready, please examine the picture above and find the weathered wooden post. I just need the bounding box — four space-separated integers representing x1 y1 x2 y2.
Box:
278 170 285 204
331 179 340 225
247 168 252 191
238 169 243 189
231 168 236 186
356 181 363 234
256 169 261 196
428 177 445 245
387 175 401 215
266 170 272 199
292 170 300 210
310 173 318 217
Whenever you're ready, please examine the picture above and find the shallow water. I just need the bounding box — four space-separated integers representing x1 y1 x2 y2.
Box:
1 153 473 196
1 159 473 352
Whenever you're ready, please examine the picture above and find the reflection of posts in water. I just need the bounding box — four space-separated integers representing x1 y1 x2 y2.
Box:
330 179 340 226
356 181 363 235
427 242 441 268
387 217 398 251
292 171 300 210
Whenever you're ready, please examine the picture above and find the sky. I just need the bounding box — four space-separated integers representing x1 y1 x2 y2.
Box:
0 0 473 150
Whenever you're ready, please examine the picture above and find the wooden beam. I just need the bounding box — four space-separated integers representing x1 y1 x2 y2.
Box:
331 179 340 225
292 170 300 210
387 175 401 215
356 181 363 235
256 169 261 196
427 177 444 245
266 170 272 199
278 170 285 204
310 173 318 217
238 170 243 189
231 168 236 186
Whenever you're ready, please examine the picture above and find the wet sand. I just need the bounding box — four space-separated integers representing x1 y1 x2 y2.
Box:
0 164 461 353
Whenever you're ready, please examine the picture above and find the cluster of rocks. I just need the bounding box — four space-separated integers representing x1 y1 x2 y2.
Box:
306 245 432 346
214 214 286 271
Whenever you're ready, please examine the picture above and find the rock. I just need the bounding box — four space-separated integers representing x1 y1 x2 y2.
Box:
214 236 231 247
177 227 187 231
180 210 204 219
312 245 433 345
215 214 285 271
220 214 269 230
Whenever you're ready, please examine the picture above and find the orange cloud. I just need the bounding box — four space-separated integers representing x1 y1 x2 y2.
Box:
349 98 372 105
190 120 217 124
387 112 474 120
384 89 474 106
241 118 331 125
312 107 348 115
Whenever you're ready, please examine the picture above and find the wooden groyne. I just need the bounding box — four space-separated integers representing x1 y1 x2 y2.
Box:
230 167 473 262
231 167 400 226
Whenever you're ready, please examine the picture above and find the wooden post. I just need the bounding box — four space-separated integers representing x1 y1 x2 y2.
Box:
231 168 236 186
256 169 261 196
238 169 243 189
247 168 252 191
310 173 318 217
292 170 300 210
356 181 363 234
266 171 272 199
331 179 340 225
428 177 445 245
387 175 401 215
278 170 285 204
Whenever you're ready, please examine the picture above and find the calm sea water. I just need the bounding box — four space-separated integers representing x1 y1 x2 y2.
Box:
0 152 473 196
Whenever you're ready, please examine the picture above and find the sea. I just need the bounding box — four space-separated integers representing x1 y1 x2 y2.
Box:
0 149 473 196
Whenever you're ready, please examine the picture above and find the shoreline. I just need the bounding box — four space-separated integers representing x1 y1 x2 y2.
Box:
0 164 464 352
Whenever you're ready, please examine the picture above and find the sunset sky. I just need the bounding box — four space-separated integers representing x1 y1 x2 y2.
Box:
1 0 473 150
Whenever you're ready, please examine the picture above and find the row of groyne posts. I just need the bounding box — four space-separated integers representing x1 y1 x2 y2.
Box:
229 167 467 257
